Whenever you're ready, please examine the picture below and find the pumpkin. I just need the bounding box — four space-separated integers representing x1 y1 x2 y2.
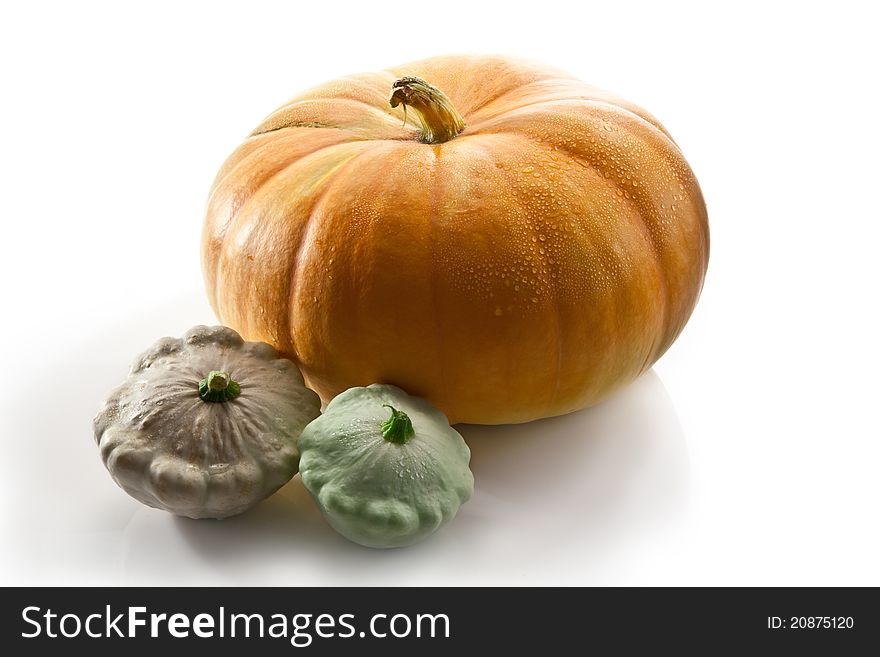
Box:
202 55 709 424
298 384 473 548
93 325 321 519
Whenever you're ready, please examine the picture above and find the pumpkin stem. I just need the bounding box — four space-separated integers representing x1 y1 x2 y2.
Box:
198 370 241 403
389 77 465 144
381 404 415 444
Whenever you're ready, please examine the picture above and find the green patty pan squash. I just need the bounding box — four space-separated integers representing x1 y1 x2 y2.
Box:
93 325 320 519
298 384 474 548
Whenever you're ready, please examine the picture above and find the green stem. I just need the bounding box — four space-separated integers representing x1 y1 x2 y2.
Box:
381 404 415 444
198 370 241 403
389 76 465 144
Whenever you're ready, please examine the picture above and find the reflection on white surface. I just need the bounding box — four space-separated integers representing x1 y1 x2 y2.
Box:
2 292 689 586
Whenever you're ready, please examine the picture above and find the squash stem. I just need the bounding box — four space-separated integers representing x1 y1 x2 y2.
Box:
389 77 465 144
199 370 241 403
381 404 415 444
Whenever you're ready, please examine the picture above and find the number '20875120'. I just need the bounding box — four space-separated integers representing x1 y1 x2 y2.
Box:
768 617 854 629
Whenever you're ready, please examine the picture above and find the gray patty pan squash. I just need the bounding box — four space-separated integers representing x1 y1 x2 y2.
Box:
93 325 320 519
298 384 474 548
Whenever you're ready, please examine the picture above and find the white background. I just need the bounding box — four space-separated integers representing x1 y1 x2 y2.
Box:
1 1 878 585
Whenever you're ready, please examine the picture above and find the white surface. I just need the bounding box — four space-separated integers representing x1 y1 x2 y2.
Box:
1 1 878 585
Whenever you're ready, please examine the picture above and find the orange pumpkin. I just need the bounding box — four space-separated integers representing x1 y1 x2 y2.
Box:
202 55 709 425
